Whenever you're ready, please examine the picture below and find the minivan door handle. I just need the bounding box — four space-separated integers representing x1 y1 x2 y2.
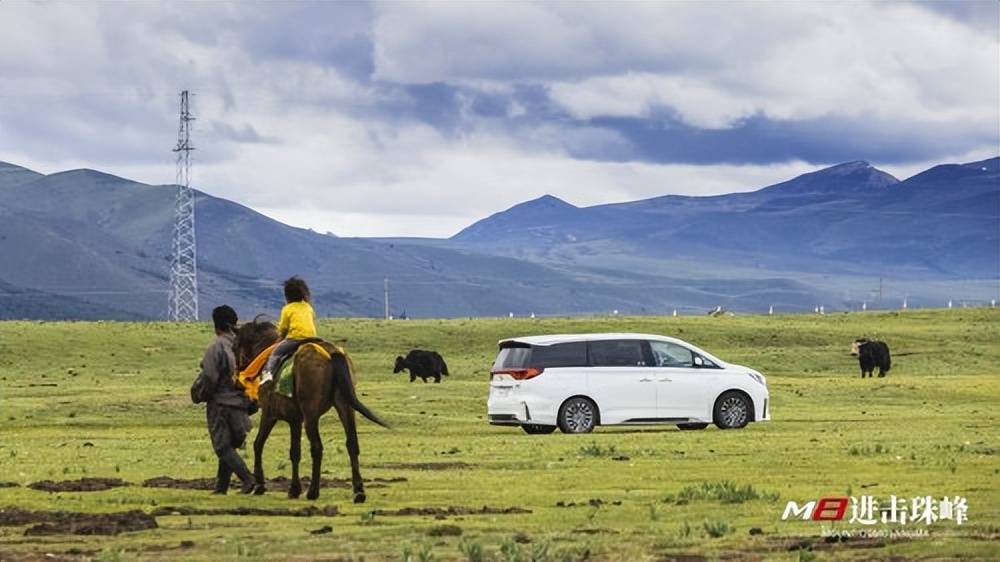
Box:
639 377 654 382
658 378 673 382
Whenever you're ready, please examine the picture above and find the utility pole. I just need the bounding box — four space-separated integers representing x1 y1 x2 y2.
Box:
168 90 199 321
383 276 390 320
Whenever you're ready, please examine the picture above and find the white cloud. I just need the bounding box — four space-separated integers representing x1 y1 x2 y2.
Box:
544 2 998 129
1 0 996 238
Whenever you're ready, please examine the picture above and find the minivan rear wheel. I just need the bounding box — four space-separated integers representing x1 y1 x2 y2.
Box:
558 397 598 434
713 391 752 429
522 424 557 435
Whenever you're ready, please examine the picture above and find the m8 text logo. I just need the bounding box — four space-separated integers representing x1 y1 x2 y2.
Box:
782 497 849 521
781 494 969 526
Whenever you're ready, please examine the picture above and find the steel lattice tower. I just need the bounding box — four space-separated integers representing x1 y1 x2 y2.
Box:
168 90 199 321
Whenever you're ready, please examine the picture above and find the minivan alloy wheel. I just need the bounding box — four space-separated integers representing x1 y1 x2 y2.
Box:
558 397 597 434
714 391 751 429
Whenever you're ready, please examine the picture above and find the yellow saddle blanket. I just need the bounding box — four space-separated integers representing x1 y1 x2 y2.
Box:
237 342 334 401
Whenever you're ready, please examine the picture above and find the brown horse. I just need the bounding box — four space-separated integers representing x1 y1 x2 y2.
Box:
233 318 388 502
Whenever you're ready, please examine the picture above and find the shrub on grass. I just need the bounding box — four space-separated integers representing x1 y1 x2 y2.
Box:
670 480 778 504
703 520 734 538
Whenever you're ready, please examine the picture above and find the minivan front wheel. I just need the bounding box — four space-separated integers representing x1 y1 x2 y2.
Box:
713 391 752 429
558 397 598 434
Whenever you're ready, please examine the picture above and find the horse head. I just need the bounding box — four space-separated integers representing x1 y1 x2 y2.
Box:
235 315 280 371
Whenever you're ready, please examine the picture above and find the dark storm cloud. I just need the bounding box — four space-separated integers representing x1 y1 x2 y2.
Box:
377 79 998 169
390 82 564 135
574 113 997 167
231 1 377 82
915 0 1000 37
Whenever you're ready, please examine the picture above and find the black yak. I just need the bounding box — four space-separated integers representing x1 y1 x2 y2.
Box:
851 339 891 378
394 350 449 383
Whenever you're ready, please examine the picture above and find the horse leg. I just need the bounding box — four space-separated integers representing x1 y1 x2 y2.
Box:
304 416 324 500
334 401 365 503
288 420 303 499
252 414 278 495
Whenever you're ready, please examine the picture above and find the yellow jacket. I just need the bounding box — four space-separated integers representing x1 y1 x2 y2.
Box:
277 301 317 340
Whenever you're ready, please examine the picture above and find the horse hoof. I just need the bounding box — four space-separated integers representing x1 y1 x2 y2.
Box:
253 485 266 496
353 492 366 504
307 490 319 501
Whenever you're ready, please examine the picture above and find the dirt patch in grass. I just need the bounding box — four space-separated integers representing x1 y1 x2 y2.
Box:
0 552 93 562
370 505 531 518
3 473 528 537
149 505 343 517
17 475 407 494
0 502 530 538
370 461 474 470
141 475 407 492
27 478 129 492
0 508 157 536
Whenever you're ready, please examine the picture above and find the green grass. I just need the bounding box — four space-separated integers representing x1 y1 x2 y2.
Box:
0 309 998 561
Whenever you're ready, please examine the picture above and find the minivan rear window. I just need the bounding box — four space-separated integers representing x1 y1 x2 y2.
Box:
493 341 588 370
492 345 531 371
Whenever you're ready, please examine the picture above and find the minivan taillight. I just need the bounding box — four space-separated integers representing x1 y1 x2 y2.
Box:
491 367 544 380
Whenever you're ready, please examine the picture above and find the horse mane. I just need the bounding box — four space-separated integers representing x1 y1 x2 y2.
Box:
236 315 279 354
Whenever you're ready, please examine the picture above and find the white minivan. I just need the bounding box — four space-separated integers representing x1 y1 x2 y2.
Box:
487 333 770 434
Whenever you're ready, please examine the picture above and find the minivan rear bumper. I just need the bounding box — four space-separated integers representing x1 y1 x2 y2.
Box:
488 384 560 426
488 413 522 426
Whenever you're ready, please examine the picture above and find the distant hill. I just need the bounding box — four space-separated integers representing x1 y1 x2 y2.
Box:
451 159 999 279
1 158 997 320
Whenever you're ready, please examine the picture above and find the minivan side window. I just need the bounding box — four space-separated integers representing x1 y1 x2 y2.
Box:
590 339 647 367
532 342 588 368
649 341 721 369
650 341 695 367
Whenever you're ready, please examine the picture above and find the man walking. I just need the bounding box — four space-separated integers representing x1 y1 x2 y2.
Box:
191 305 255 494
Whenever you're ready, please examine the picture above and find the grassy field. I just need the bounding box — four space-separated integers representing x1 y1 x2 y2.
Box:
0 308 998 561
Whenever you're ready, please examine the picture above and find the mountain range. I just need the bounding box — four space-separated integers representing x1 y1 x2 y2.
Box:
1 157 997 320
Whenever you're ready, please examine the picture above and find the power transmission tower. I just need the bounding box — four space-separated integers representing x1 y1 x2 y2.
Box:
168 90 199 321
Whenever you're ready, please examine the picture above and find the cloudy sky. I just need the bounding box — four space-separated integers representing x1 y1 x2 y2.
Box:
1 1 997 238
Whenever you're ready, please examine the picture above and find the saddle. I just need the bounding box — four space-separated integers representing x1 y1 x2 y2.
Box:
236 339 337 400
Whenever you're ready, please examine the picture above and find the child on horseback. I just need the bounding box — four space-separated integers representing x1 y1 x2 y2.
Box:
260 276 317 384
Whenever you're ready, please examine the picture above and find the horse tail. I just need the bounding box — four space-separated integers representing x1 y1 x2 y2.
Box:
329 351 390 429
